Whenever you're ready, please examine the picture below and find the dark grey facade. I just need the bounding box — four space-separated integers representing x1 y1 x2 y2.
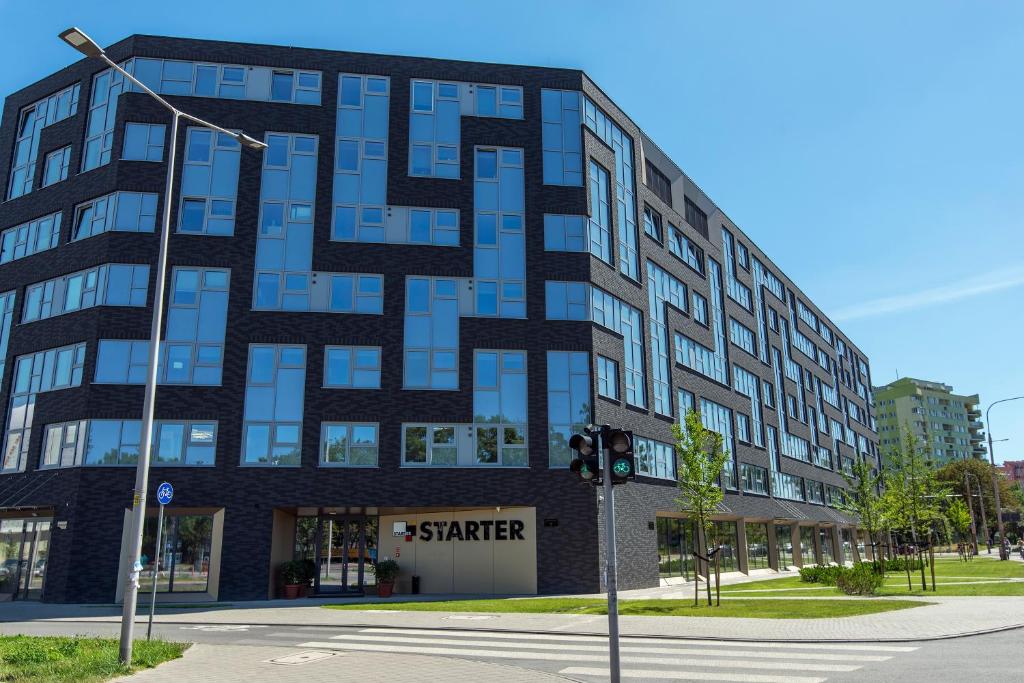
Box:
0 35 878 603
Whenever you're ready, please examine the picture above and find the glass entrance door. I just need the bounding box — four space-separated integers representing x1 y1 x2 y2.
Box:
296 512 378 595
0 517 51 601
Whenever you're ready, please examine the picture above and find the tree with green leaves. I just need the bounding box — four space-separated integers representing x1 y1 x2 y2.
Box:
946 498 973 562
673 409 728 607
881 426 947 591
840 457 886 574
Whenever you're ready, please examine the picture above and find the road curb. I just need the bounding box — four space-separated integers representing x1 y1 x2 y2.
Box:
17 617 1024 644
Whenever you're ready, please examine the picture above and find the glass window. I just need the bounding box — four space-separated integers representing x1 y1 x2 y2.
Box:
597 355 618 400
320 423 378 466
472 350 527 466
547 351 590 467
242 344 306 466
710 521 740 573
324 346 381 388
746 523 770 570
122 123 165 161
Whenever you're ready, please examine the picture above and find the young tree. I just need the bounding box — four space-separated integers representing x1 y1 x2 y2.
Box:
840 457 886 574
946 498 973 562
673 410 728 607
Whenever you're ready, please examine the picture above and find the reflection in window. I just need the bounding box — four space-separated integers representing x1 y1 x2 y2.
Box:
541 89 582 186
403 277 459 389
179 128 240 235
320 423 378 466
23 263 148 323
474 147 525 317
122 123 165 162
9 82 80 198
324 346 381 388
473 350 527 466
596 355 618 400
0 212 61 265
547 351 590 467
42 146 71 187
73 192 158 240
242 345 306 466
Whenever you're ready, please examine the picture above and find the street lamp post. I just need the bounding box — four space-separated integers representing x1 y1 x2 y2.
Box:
985 395 1024 560
58 27 266 666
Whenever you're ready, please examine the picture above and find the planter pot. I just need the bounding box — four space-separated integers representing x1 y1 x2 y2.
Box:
377 581 394 598
283 584 301 599
299 584 309 598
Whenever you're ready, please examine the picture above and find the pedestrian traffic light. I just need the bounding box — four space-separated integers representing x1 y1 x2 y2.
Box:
569 430 601 485
605 428 635 485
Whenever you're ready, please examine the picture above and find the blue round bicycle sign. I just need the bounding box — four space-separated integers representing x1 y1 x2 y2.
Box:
156 482 174 506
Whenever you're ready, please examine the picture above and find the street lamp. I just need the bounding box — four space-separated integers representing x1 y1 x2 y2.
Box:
986 395 1024 559
59 27 266 666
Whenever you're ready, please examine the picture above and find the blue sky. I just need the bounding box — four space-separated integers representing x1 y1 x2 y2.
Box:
2 0 1021 461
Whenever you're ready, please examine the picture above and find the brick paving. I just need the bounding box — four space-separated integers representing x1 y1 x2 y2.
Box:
114 643 572 682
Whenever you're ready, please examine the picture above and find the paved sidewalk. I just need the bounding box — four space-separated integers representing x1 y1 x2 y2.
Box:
114 643 570 682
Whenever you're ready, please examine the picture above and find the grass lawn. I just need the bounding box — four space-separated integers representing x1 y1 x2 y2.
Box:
720 558 1024 597
0 636 187 683
324 597 924 619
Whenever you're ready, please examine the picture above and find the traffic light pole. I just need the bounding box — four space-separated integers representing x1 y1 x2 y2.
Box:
601 430 622 683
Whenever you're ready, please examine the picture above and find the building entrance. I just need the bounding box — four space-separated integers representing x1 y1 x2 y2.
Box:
295 512 377 595
0 517 51 601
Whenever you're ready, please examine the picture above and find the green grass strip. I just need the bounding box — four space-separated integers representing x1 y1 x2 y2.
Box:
0 636 187 683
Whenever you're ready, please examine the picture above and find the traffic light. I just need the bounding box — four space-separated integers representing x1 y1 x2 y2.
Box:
569 430 601 484
605 429 635 485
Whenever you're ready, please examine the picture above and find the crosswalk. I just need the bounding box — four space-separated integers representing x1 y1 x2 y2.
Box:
294 626 918 682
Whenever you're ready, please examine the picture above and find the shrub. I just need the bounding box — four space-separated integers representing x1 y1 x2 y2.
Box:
279 560 307 585
375 559 400 582
836 563 885 595
882 557 923 572
799 564 843 585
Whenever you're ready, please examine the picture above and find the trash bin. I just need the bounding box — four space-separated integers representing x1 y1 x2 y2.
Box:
411 575 420 594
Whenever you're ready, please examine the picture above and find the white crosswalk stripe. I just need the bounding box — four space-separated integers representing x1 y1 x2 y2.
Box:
292 627 918 682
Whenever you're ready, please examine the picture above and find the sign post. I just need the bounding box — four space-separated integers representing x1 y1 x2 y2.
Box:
147 482 173 641
601 428 621 683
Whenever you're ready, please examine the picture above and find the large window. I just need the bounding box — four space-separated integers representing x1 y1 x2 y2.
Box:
587 160 612 262
472 350 527 466
774 524 793 570
710 521 739 573
332 73 390 242
73 192 158 240
320 423 378 467
746 523 770 570
402 424 461 466
473 147 525 317
1 212 61 265
241 345 306 466
819 527 836 564
634 436 674 480
23 264 149 323
642 205 663 242
404 277 459 389
179 128 240 235
596 355 618 400
699 397 736 489
122 123 166 162
657 517 695 581
799 526 817 565
42 146 71 187
543 214 587 252
41 419 216 468
140 514 213 594
547 351 590 467
324 347 381 389
647 261 686 416
2 342 85 473
541 89 583 186
8 83 79 198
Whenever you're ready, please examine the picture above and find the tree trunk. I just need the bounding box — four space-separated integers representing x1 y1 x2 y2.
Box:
693 530 700 607
904 545 912 591
715 552 721 607
918 546 927 591
929 536 937 592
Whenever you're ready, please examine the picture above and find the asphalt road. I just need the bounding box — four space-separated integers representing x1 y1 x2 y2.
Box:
1 618 1021 682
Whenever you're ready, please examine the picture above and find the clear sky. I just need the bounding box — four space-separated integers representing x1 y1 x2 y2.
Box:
2 0 1021 461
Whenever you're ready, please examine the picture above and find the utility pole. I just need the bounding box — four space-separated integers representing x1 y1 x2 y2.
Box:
601 427 621 683
987 396 1023 559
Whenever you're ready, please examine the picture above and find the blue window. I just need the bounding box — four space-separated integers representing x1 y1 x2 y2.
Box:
543 214 586 252
474 147 525 317
699 397 736 489
324 346 381 388
23 263 149 323
729 318 756 355
544 281 588 320
2 342 85 473
180 128 240 235
634 436 675 479
588 161 612 262
404 277 459 389
647 261 686 416
668 225 705 274
692 292 708 325
597 355 618 400
643 206 663 242
547 351 590 467
42 146 71 187
242 345 306 466
73 192 158 240
9 83 80 197
0 291 14 393
122 123 165 161
541 89 582 186
332 73 390 242
0 212 61 265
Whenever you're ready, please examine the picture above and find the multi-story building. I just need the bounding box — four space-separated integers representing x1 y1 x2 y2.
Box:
999 460 1024 484
873 377 985 463
0 34 879 603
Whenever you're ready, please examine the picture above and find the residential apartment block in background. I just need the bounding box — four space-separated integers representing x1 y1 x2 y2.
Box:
873 377 985 463
0 35 879 603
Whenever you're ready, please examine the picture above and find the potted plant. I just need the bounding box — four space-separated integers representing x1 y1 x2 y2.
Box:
300 559 317 597
279 560 305 599
375 558 400 597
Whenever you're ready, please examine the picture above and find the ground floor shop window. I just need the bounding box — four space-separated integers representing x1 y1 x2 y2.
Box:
819 527 835 564
745 523 769 570
840 528 854 563
710 521 739 573
799 526 817 565
0 517 50 600
140 514 212 593
774 524 792 570
295 513 378 593
657 517 695 580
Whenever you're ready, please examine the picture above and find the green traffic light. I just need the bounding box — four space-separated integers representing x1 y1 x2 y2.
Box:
612 458 632 476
